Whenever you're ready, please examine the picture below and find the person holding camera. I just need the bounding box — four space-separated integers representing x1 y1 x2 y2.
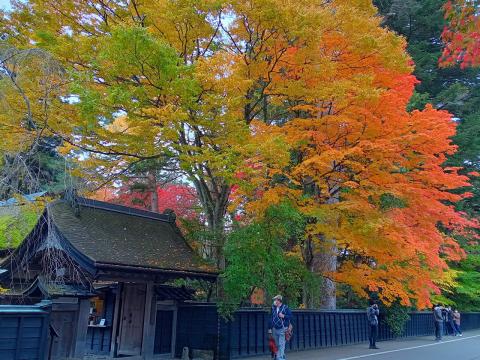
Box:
367 300 380 349
433 304 444 341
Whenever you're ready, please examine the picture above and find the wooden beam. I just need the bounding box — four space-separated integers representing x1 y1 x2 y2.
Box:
141 282 155 359
73 298 90 358
95 271 160 283
110 283 123 358
171 302 178 357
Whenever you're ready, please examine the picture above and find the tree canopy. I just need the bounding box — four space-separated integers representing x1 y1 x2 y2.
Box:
376 0 480 311
0 0 478 310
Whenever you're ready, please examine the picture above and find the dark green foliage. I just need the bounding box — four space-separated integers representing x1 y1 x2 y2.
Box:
383 301 411 337
379 193 407 211
453 262 480 310
336 284 369 309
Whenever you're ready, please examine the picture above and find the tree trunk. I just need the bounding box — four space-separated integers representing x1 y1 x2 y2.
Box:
147 172 159 212
192 177 230 270
315 184 339 310
301 171 338 309
314 236 337 309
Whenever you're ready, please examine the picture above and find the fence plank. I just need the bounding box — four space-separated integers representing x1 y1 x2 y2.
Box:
0 303 51 360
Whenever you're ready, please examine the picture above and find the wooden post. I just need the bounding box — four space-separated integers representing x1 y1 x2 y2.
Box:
110 283 123 357
141 282 155 359
171 303 178 357
73 298 90 358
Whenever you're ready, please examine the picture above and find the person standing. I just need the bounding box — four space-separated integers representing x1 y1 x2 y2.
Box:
433 304 444 341
268 295 292 360
441 305 448 335
367 300 380 349
446 306 458 336
453 309 463 336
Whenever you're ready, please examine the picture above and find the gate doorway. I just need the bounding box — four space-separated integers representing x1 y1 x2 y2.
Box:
117 284 146 356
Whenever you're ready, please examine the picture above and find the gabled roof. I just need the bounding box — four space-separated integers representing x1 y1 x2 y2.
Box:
0 197 217 281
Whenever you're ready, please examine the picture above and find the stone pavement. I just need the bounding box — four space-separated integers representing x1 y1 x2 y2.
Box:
249 330 480 360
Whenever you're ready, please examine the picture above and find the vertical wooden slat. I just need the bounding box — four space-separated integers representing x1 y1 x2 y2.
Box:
110 283 122 357
74 298 91 358
237 312 242 356
15 316 23 359
262 311 266 355
141 281 157 358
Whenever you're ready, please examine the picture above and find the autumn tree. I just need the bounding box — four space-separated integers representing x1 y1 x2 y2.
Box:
1 1 253 270
0 44 74 198
104 183 199 220
441 0 480 67
377 0 480 312
1 0 477 309
232 1 477 308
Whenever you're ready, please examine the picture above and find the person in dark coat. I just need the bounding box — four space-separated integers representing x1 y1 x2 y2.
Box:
268 295 292 360
433 304 444 341
367 300 380 349
446 306 459 336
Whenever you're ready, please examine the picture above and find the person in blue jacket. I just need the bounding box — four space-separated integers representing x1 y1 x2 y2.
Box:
268 295 292 360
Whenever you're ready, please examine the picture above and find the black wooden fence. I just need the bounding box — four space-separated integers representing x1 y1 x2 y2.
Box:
0 301 51 360
175 304 480 359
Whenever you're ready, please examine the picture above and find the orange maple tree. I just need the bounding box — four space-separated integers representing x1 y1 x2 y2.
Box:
232 2 478 308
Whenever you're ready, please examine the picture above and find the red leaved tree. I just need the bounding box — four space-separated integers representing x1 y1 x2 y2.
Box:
441 0 480 67
95 184 200 221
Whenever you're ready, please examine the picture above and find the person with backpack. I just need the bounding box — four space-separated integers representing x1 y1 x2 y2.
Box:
268 295 292 360
367 300 380 349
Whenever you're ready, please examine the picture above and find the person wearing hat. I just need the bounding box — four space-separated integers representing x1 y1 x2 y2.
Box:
268 295 292 360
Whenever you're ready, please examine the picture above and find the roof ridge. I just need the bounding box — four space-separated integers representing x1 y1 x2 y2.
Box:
75 197 175 223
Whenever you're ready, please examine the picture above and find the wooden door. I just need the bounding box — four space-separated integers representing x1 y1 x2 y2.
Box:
49 310 76 359
118 284 146 356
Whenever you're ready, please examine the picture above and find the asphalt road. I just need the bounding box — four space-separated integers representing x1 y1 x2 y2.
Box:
251 330 480 360
335 334 480 360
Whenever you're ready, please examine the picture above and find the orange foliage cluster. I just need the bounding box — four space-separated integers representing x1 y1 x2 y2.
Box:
232 3 478 308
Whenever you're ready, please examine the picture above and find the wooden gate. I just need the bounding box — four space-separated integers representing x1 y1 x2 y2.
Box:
118 284 146 356
49 309 77 359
